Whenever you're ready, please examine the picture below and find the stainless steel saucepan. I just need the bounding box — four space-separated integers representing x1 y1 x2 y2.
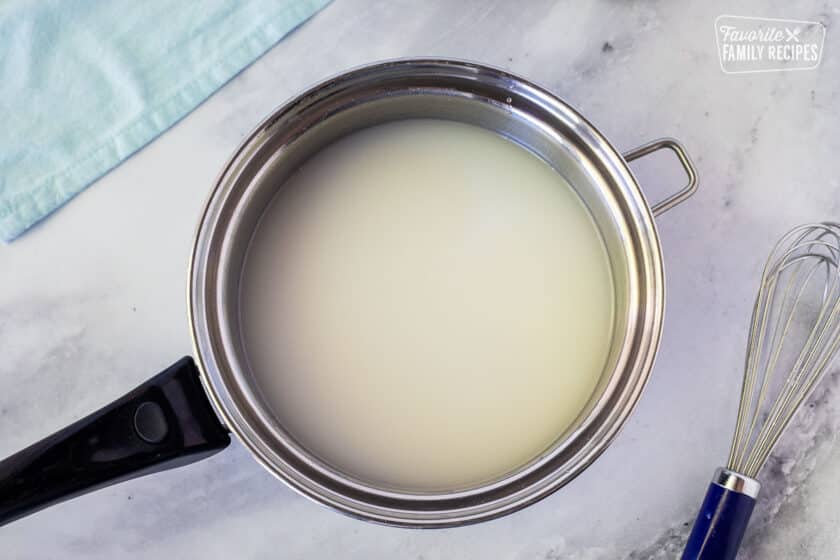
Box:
0 59 697 528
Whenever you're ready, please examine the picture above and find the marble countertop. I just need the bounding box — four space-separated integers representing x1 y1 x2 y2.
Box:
2 0 839 558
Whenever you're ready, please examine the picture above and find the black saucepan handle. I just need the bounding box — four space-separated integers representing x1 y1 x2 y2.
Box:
0 357 230 526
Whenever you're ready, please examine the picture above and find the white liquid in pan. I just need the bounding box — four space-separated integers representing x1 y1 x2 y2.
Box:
240 119 615 491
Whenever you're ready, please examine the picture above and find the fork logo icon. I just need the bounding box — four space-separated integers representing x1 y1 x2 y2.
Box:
785 27 801 42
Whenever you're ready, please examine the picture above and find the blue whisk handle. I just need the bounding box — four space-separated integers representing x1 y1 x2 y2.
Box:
681 468 760 560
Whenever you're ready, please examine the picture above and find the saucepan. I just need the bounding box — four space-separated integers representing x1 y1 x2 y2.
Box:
0 59 697 528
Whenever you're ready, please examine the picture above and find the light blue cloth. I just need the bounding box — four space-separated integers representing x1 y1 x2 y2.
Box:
0 0 331 242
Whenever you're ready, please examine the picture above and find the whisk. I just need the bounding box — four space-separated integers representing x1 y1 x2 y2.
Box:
682 222 840 560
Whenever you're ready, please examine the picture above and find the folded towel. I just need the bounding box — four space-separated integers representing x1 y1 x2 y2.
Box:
0 0 331 242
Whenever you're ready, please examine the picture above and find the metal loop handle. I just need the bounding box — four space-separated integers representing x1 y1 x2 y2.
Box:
622 137 698 216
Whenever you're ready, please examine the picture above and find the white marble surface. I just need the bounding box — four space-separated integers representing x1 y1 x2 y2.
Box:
2 0 839 558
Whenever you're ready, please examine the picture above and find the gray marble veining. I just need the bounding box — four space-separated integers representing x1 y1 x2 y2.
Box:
2 0 840 558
